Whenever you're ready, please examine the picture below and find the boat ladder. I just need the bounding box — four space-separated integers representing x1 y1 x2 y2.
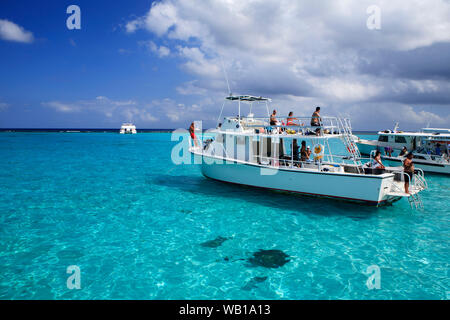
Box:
408 193 424 210
337 118 363 170
387 172 426 210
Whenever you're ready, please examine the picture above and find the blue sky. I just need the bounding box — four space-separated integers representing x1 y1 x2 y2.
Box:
0 0 192 128
0 0 449 129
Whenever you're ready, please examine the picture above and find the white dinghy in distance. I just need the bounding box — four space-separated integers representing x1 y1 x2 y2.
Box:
120 123 137 134
189 95 427 207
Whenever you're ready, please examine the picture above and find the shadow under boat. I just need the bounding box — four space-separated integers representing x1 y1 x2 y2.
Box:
149 173 387 220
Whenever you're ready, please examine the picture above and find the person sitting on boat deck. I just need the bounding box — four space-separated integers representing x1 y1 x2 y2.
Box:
270 109 282 133
306 146 312 160
292 139 300 165
399 146 408 157
310 107 321 127
300 141 309 162
189 122 198 147
372 150 385 169
403 153 414 194
286 112 298 126
270 110 277 126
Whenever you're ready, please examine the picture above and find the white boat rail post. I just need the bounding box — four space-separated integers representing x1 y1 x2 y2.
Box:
238 98 241 121
216 99 227 128
326 139 334 163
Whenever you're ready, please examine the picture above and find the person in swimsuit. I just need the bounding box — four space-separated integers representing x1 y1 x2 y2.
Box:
403 152 414 194
300 141 308 162
189 122 198 147
286 111 298 126
270 110 277 126
311 107 321 126
270 109 281 133
372 150 385 169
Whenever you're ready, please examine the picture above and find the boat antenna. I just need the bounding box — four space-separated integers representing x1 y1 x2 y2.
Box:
216 55 232 128
220 55 232 96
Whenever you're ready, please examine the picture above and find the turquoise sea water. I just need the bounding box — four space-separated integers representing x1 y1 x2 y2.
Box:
0 132 448 300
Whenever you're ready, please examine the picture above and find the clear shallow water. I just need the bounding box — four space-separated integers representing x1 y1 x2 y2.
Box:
0 132 448 300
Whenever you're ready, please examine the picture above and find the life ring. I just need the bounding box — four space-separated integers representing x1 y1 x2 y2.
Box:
313 144 324 160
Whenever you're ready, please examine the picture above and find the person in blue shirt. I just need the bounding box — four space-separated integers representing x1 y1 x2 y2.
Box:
435 143 441 156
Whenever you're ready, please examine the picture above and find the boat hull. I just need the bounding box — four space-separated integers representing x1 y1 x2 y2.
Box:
197 154 399 206
382 157 450 175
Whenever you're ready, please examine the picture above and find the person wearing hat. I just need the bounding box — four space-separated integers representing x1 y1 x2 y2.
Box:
399 146 408 157
306 145 312 160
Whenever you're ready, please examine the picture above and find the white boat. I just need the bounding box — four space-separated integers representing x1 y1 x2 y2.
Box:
189 95 427 208
354 123 450 174
120 123 137 134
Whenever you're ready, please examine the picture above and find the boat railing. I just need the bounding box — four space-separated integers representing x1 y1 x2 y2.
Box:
237 116 348 136
253 155 328 171
250 154 367 174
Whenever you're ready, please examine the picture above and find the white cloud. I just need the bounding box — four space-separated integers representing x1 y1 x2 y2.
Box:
43 101 80 113
0 19 34 43
42 97 147 121
41 96 214 126
124 0 450 129
177 46 220 76
139 41 171 57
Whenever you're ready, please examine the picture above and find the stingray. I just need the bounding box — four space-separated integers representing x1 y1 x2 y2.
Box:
200 236 229 248
242 276 268 291
247 249 290 268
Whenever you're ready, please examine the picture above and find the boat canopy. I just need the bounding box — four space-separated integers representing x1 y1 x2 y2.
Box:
225 95 271 102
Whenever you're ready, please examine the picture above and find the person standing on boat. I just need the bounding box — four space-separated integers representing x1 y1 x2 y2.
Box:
189 122 198 147
311 107 321 126
292 139 300 165
403 153 414 194
372 151 385 169
384 146 393 157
